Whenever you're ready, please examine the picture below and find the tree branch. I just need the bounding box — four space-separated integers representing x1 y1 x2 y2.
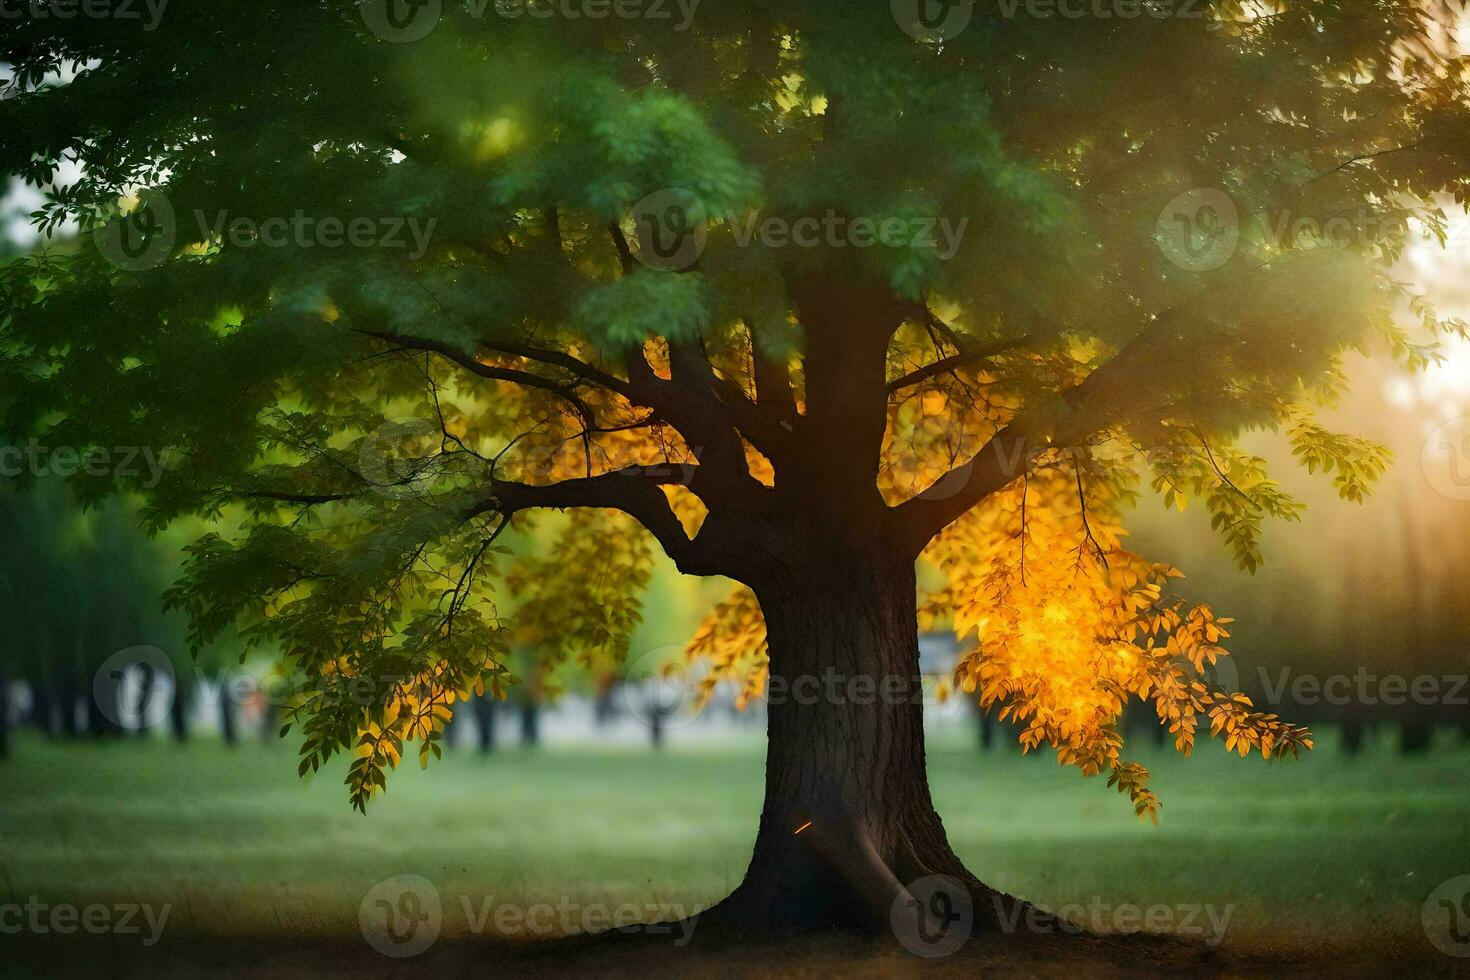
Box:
886 335 1031 395
354 328 598 428
892 307 1191 554
481 467 724 575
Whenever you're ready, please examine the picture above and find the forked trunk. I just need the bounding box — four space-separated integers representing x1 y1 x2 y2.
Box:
720 547 1021 939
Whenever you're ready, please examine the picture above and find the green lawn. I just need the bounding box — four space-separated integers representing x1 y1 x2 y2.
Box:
2 728 1468 962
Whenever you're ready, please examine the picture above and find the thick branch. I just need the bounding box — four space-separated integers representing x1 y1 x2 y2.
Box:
483 467 720 575
355 329 598 427
892 309 1187 554
752 345 798 419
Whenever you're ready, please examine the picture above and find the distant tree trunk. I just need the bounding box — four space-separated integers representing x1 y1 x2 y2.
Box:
472 693 497 754
1119 700 1162 749
1340 717 1365 755
594 682 615 728
519 703 540 748
169 680 190 743
259 700 280 744
1399 718 1433 754
87 691 117 739
650 705 666 749
87 662 126 740
133 663 158 738
58 674 81 738
977 704 993 751
219 691 238 746
1398 505 1431 757
719 548 1024 933
0 674 10 761
25 675 56 736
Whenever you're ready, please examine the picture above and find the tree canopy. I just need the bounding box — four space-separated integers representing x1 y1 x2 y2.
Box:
3 1 1468 813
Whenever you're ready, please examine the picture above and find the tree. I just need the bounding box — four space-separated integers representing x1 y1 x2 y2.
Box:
3 1 1468 938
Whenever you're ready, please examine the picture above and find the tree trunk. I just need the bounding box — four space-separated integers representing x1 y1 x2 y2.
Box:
58 674 81 738
650 705 667 750
519 703 540 748
977 704 992 751
26 676 56 736
1340 716 1365 756
133 663 157 738
471 693 497 753
169 681 190 743
718 547 1022 937
0 674 10 761
1399 717 1433 754
219 690 238 746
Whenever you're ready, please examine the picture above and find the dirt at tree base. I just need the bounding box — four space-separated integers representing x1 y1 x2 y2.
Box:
3 926 1461 979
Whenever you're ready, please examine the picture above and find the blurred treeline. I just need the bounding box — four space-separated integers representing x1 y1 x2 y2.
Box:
1126 341 1470 752
0 483 259 758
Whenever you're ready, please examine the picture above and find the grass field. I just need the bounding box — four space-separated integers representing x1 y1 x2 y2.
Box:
2 728 1469 973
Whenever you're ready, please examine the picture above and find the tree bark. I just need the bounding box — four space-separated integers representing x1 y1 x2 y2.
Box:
219 689 238 746
1398 717 1433 754
58 673 81 738
472 692 497 754
25 674 56 736
133 663 157 739
519 703 541 748
718 545 1022 936
0 674 10 761
169 680 190 743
